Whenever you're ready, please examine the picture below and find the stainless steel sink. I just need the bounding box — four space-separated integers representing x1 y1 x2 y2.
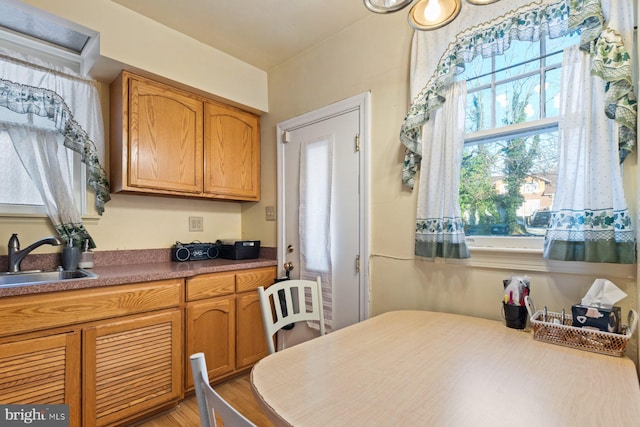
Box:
0 269 98 288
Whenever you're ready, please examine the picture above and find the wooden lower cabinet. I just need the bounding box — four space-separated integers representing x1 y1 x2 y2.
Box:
236 291 268 369
185 266 276 390
83 309 183 427
0 267 275 424
0 332 81 427
185 296 236 389
0 279 183 427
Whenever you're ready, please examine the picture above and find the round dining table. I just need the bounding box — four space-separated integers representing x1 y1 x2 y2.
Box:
250 310 640 427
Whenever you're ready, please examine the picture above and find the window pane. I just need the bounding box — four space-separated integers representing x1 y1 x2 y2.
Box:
302 137 332 273
459 55 492 89
460 129 557 237
495 75 541 127
466 88 492 133
0 130 43 206
494 39 541 82
544 67 562 118
545 31 580 59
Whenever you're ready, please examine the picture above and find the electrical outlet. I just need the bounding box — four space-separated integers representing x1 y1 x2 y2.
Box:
265 206 276 221
189 216 203 232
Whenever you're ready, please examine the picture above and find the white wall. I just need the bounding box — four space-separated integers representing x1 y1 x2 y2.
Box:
20 0 268 112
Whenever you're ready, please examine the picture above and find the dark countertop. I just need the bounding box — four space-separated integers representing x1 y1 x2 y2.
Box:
0 257 278 298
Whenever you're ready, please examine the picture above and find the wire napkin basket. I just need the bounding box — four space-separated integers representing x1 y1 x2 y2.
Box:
525 296 638 357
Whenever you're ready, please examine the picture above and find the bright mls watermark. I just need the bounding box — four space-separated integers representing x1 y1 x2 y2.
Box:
0 405 69 426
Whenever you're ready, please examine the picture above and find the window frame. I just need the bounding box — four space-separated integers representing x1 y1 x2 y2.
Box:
459 35 577 251
0 1 99 219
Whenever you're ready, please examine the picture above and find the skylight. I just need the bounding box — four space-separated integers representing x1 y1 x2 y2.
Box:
0 0 99 75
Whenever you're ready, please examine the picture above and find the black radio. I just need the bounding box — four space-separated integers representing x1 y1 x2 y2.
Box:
171 241 219 262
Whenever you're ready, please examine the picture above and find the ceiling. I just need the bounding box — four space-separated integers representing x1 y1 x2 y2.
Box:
112 0 373 71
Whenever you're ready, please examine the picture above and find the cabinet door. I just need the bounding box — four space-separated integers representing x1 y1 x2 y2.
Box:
236 291 270 369
0 332 81 427
83 310 182 427
129 76 203 194
203 101 260 201
185 296 236 390
236 267 275 369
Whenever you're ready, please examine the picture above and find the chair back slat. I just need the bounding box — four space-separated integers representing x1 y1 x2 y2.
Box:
272 290 285 321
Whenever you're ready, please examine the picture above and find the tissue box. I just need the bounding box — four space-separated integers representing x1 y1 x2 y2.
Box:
571 304 621 333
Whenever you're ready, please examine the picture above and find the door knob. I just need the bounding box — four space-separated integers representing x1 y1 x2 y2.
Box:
283 261 294 272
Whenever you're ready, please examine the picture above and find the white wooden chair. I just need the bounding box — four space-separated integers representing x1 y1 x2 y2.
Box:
257 277 325 354
189 352 256 427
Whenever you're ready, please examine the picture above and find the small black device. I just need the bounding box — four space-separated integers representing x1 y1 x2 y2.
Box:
219 240 260 260
171 241 219 262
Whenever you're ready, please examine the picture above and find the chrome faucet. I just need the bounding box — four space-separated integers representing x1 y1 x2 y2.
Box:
7 233 63 273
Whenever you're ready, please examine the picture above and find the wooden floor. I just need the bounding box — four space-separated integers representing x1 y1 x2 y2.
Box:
134 373 274 427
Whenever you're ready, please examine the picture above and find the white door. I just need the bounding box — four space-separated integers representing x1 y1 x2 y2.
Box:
277 93 369 339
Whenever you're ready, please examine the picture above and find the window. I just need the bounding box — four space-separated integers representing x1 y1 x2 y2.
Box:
0 1 99 218
457 32 579 243
0 1 99 75
0 110 86 216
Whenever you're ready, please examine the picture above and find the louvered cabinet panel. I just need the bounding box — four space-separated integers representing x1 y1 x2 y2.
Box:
0 332 81 427
83 310 182 427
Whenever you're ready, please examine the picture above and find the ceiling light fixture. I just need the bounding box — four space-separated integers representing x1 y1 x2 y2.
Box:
364 0 499 31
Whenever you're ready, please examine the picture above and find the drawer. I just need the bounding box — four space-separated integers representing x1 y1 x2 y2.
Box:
0 279 183 337
235 266 276 293
186 272 236 301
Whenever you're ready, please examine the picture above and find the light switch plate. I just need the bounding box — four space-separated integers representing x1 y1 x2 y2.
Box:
265 206 276 221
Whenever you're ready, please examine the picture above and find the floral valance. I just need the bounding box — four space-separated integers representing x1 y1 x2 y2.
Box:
401 0 637 188
0 78 111 214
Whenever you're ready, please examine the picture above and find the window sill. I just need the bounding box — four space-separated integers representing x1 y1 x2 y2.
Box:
432 245 636 279
0 213 100 225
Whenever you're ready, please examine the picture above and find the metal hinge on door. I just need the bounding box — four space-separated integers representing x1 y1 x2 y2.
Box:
282 131 291 143
355 255 360 273
355 134 360 152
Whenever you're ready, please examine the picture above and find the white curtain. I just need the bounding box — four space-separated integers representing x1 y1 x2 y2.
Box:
299 135 333 330
0 47 109 247
403 0 636 263
5 124 93 246
403 0 570 187
415 80 469 258
0 47 105 163
543 45 634 263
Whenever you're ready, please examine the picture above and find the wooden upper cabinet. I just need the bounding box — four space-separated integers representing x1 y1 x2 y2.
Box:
128 76 203 193
204 101 260 201
110 71 261 201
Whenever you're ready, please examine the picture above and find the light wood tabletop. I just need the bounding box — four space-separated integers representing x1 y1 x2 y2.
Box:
250 310 640 427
